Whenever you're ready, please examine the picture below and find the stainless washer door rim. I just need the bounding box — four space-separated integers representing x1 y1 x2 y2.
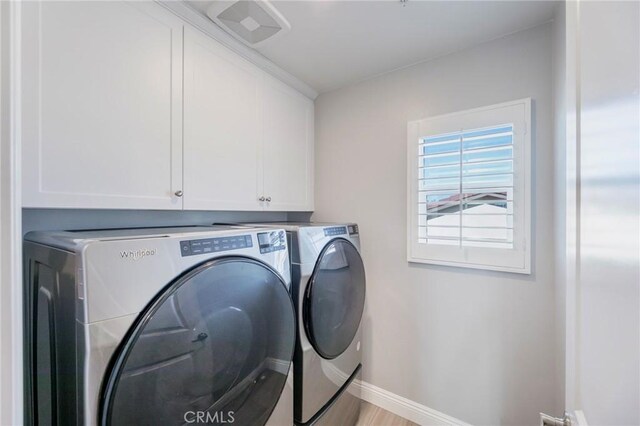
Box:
302 238 366 360
100 256 296 426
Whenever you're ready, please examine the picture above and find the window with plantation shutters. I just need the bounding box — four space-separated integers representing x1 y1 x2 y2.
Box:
407 99 531 273
418 124 514 248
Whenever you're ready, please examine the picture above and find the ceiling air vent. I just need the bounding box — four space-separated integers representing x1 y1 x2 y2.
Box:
206 0 291 48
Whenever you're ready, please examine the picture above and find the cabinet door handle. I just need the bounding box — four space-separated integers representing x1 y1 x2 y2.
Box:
174 190 183 197
258 196 266 202
265 196 272 202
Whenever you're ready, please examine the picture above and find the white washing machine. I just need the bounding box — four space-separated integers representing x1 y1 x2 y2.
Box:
247 223 365 426
23 226 296 426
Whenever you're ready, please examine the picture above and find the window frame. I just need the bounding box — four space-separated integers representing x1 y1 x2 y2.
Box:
407 98 532 274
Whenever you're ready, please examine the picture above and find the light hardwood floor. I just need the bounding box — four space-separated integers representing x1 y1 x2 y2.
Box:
356 401 418 426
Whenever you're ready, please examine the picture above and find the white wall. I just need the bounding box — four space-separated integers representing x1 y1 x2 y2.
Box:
0 2 7 423
565 2 640 424
0 1 23 424
552 2 566 418
313 23 557 425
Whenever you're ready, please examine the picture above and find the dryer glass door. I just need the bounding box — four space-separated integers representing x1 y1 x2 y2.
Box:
304 239 366 359
100 257 295 426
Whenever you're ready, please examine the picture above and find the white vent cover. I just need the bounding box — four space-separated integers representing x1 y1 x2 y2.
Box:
206 0 291 48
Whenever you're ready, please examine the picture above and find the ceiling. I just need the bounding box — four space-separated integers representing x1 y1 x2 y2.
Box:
188 0 557 94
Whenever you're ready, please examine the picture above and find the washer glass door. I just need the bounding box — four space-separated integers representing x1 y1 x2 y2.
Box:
100 257 295 426
304 239 366 359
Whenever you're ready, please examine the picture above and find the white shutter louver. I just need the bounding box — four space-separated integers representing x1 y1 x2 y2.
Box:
418 125 514 249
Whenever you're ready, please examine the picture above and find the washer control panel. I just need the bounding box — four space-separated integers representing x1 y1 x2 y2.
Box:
257 230 286 254
180 234 252 257
324 226 347 237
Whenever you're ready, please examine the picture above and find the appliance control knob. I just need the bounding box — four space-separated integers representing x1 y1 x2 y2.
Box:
174 190 183 197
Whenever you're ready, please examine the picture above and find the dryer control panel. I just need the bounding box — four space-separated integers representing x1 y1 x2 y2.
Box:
180 234 252 257
324 226 347 237
257 230 286 254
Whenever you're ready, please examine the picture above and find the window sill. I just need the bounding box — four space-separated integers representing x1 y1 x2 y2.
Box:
407 255 531 275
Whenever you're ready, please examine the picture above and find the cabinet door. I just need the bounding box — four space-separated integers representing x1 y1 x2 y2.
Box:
21 1 183 209
262 76 314 211
183 27 263 211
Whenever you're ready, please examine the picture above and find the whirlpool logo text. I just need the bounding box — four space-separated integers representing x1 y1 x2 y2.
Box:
119 248 157 260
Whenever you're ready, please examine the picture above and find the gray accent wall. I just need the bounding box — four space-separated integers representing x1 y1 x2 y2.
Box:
22 209 309 234
313 23 557 425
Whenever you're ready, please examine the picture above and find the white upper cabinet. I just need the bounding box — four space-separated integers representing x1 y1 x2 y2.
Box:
183 28 314 212
21 1 314 212
262 76 314 211
183 27 263 211
22 1 184 209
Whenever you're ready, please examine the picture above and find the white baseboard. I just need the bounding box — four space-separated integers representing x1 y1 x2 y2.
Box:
354 380 472 426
